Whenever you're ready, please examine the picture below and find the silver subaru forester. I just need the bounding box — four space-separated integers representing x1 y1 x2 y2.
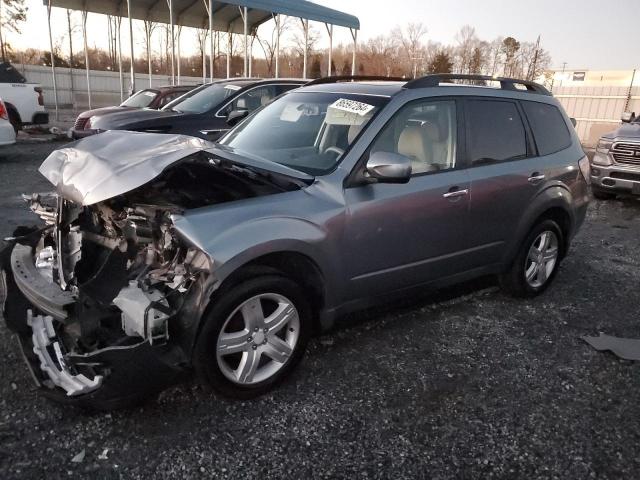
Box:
0 74 590 409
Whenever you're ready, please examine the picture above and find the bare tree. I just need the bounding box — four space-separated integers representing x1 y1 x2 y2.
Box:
291 21 320 62
501 36 520 76
0 0 26 62
141 20 158 79
392 22 427 78
256 15 291 75
360 35 398 76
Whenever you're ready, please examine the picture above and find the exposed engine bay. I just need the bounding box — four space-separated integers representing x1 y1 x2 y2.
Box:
1 135 306 405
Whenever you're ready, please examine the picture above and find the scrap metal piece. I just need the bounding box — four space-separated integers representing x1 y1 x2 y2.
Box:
27 310 103 396
582 333 640 361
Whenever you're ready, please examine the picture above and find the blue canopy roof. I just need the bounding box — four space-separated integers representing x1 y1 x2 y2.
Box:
45 0 359 32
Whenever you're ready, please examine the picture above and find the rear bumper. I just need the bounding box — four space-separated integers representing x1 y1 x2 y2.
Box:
590 163 640 195
0 240 187 409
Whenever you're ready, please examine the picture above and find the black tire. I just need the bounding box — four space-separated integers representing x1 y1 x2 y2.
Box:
194 274 311 399
7 106 21 134
500 219 564 298
592 189 616 201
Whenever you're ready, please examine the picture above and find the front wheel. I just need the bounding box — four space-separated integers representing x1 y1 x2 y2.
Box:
500 219 564 298
194 274 311 399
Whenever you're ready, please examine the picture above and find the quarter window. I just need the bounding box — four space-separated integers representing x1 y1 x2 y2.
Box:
522 101 571 155
369 100 457 174
466 100 527 164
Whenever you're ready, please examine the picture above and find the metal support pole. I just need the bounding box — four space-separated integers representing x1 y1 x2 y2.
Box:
176 25 181 84
201 33 206 83
248 34 254 77
226 31 231 78
325 23 333 76
82 10 91 109
168 0 175 85
350 28 357 75
127 0 135 94
274 14 280 78
208 0 213 81
117 17 124 102
302 18 308 79
146 23 152 87
46 1 58 120
242 7 248 77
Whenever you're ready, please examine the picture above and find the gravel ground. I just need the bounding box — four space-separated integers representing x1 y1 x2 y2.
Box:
1 142 639 479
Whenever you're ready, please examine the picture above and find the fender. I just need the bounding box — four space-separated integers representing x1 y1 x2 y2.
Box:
172 215 340 299
502 184 575 265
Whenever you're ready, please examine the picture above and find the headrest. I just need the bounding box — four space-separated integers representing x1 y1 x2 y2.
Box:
236 98 247 109
398 125 427 162
260 95 273 106
422 121 442 142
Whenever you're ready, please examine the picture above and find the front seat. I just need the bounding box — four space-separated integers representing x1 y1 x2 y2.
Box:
397 125 439 174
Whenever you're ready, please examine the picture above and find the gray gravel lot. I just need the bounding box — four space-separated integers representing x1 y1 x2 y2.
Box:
0 141 639 479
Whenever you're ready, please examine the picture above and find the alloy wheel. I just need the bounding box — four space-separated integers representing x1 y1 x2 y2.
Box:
524 230 559 288
216 293 300 385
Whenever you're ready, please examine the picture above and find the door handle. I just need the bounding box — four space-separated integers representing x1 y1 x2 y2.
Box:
443 188 469 199
528 173 546 183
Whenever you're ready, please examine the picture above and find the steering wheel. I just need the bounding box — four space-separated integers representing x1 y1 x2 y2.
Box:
324 146 345 157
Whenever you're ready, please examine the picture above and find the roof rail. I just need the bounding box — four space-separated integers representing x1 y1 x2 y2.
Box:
305 75 406 86
404 74 551 95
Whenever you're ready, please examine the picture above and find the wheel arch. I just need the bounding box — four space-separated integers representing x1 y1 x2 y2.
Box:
503 186 576 267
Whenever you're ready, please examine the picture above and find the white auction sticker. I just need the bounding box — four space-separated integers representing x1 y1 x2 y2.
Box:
224 84 241 91
329 98 375 116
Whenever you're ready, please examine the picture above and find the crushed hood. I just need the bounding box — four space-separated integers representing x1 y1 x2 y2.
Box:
39 130 314 206
39 131 215 205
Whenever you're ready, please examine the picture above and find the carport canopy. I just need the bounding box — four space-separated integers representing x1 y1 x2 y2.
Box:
44 0 360 33
43 0 360 120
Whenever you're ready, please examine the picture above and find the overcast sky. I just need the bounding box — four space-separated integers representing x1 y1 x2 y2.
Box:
11 0 640 71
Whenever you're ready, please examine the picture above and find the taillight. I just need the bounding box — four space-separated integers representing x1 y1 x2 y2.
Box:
0 101 8 121
578 155 591 185
34 87 44 106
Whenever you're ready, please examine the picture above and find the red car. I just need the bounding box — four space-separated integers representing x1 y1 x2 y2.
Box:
70 85 196 139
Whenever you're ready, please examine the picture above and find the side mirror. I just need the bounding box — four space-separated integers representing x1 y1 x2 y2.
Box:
621 111 634 123
570 117 577 128
226 109 249 126
366 151 412 184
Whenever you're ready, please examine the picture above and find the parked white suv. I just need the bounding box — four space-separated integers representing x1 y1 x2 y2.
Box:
0 62 48 132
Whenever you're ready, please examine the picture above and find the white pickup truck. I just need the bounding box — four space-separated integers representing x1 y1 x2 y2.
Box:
0 62 48 132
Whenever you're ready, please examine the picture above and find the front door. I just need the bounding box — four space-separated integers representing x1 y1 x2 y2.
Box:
344 98 472 299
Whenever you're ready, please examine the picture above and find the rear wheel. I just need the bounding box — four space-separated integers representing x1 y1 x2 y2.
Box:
500 219 564 297
194 274 311 399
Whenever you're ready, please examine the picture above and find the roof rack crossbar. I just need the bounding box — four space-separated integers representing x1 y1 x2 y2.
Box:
305 75 406 86
403 74 551 95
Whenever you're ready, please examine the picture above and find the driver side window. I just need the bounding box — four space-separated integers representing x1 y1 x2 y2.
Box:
370 100 457 175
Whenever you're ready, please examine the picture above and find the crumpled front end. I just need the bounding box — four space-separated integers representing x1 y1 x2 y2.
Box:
0 131 306 408
1 193 214 408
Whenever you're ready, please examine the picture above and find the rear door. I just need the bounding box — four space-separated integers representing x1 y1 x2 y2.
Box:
464 97 545 265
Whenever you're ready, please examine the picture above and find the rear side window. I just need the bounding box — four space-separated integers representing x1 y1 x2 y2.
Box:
522 101 571 155
466 100 527 164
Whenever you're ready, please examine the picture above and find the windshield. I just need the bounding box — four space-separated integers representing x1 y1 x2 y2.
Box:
220 91 388 175
163 83 240 114
120 89 159 108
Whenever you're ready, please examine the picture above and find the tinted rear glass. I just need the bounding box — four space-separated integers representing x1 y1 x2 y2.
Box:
466 100 527 164
522 101 571 155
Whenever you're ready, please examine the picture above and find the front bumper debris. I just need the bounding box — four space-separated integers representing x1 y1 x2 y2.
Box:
1 240 188 408
28 309 103 396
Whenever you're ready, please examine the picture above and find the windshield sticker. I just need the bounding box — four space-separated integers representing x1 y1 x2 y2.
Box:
142 91 155 97
329 98 375 116
224 84 242 91
326 99 375 126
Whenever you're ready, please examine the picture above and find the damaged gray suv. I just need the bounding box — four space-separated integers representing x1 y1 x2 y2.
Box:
0 74 590 409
